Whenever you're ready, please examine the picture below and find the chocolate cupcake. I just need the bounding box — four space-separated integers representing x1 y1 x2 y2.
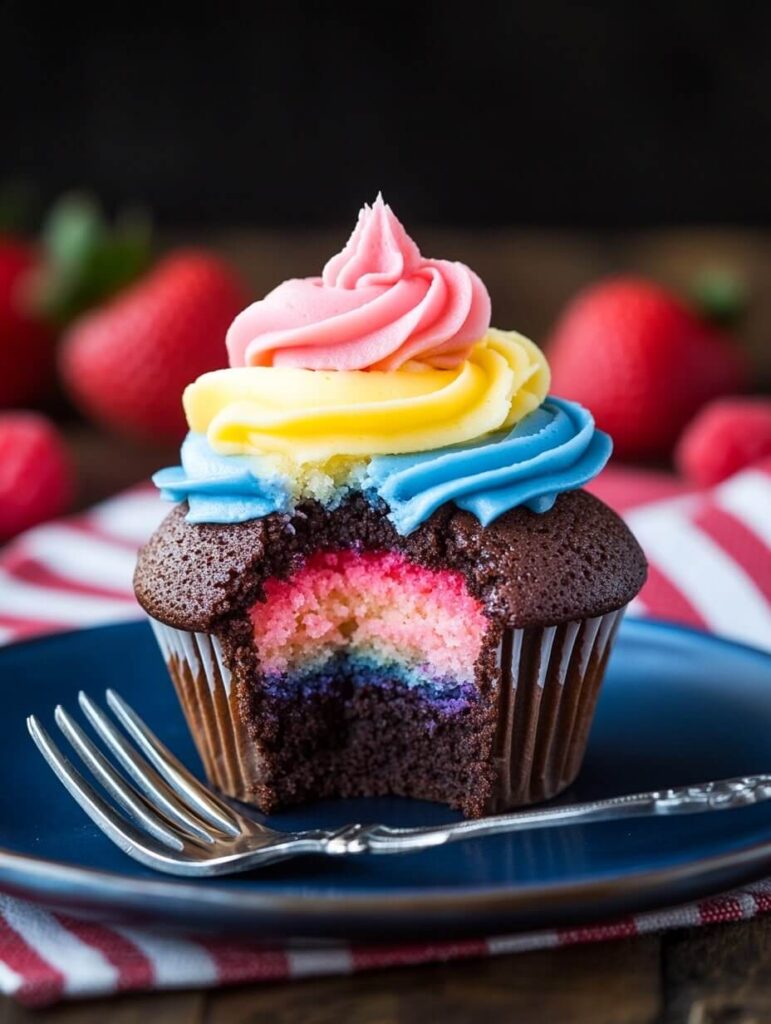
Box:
135 196 646 818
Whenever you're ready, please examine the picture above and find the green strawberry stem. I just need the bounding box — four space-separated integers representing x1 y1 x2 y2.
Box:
33 193 153 328
689 269 748 329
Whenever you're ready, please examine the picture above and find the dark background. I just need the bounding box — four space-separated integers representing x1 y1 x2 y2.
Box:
3 1 770 228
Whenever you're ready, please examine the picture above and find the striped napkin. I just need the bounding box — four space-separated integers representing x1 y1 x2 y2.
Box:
0 461 769 1006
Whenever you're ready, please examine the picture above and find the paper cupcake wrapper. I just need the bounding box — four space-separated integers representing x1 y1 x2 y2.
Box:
148 607 625 812
147 621 263 798
489 609 624 810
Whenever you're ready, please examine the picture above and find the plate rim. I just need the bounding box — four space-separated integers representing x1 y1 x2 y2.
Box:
2 617 771 933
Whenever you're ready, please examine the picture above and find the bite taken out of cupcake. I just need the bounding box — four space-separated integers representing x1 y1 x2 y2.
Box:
134 196 646 819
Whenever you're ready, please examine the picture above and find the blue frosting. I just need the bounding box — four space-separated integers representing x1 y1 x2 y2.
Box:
153 397 611 535
153 434 294 524
365 397 612 534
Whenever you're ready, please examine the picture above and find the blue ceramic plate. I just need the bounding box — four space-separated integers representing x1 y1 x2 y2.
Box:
1 618 771 940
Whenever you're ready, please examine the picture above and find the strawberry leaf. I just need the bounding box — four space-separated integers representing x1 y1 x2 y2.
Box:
33 193 153 327
689 269 748 329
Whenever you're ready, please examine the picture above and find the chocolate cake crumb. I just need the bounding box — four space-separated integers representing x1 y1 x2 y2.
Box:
134 490 646 633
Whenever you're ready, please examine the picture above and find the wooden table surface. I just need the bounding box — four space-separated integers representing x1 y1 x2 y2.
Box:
2 229 770 1022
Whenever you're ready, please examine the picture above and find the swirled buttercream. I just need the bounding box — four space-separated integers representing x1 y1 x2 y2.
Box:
153 433 365 524
225 195 491 371
183 330 549 463
154 435 293 524
365 397 612 535
154 196 612 537
153 397 610 534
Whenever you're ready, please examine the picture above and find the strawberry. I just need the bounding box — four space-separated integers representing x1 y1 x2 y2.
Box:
59 251 247 442
547 277 748 460
0 239 56 407
0 193 152 410
0 412 73 541
676 397 771 486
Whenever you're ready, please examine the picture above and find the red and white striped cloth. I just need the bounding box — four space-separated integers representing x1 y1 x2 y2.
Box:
0 462 769 1006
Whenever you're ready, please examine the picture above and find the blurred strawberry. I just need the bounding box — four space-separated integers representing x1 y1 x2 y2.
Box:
0 191 152 411
547 277 749 460
676 397 771 486
0 412 73 541
0 238 56 407
59 252 247 442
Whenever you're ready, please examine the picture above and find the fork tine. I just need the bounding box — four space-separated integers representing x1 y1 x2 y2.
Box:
77 693 220 845
105 689 240 834
27 716 184 856
54 706 189 851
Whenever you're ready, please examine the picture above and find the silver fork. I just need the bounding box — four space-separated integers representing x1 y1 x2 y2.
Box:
27 690 771 878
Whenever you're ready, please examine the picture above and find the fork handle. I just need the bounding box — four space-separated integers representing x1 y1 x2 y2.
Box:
308 775 771 857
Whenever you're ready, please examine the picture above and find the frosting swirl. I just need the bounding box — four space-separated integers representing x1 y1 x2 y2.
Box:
365 397 612 535
153 397 610 534
153 434 295 525
154 197 612 538
226 195 491 371
184 330 549 463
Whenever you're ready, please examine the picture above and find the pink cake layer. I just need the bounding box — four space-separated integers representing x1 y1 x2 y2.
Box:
250 549 487 682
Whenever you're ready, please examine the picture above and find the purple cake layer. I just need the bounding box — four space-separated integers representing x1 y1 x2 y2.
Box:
261 655 480 727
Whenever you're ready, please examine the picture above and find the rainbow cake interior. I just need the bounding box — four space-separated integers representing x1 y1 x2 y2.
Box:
244 548 498 815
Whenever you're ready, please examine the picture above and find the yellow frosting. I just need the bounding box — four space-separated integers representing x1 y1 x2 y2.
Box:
183 329 550 463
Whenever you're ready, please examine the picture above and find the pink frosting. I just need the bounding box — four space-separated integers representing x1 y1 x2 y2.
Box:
225 195 491 371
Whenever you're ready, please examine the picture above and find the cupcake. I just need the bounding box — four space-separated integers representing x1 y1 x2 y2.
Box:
135 196 646 818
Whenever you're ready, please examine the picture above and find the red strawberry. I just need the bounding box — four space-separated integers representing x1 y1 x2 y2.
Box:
676 397 771 486
0 239 56 407
0 412 73 541
547 277 748 460
59 251 247 442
